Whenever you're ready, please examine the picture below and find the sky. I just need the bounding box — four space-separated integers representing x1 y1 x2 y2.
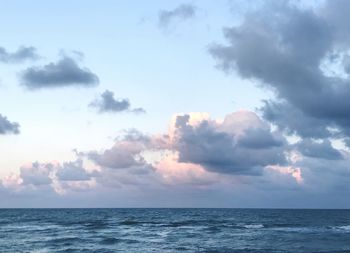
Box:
1 0 350 208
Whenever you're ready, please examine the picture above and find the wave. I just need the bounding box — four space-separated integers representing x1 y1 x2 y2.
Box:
332 225 350 231
270 225 350 233
242 224 264 229
270 227 320 233
119 219 267 230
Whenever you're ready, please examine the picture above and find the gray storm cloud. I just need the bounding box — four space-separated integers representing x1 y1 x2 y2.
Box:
21 56 99 89
210 0 350 141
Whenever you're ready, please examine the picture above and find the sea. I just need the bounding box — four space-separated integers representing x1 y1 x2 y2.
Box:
0 208 350 252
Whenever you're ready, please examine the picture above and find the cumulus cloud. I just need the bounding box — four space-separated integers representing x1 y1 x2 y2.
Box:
158 4 196 27
172 111 287 175
0 46 39 63
0 114 20 135
56 159 92 181
210 0 350 140
86 130 157 180
87 110 288 176
15 158 95 192
89 90 145 114
7 109 348 207
21 56 99 89
20 162 53 186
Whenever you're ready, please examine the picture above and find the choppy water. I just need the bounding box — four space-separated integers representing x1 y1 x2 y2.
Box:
1 209 350 252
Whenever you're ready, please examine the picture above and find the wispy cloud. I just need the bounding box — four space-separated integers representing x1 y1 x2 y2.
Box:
158 4 196 28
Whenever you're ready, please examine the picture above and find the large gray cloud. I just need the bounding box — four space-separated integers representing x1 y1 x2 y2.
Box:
0 46 39 63
0 114 20 135
21 56 99 89
159 4 196 27
210 0 350 140
173 111 287 175
89 90 145 114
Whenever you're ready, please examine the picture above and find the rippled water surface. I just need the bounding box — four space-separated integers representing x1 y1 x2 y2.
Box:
1 208 350 252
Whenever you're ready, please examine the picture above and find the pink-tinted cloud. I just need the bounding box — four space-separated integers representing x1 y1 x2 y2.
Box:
3 109 350 207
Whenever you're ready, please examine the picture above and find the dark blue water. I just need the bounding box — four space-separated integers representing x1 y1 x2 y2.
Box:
0 209 350 252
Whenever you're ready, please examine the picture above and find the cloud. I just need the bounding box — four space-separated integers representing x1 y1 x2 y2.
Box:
0 46 39 63
158 4 196 27
209 0 350 140
6 158 97 197
0 114 20 135
207 0 350 206
295 139 343 160
87 111 288 176
89 90 145 114
6 109 350 207
290 149 350 194
154 152 220 186
82 110 291 190
20 162 53 186
237 128 285 149
260 100 332 138
266 165 303 185
21 56 99 89
56 159 92 181
172 111 287 175
87 132 153 171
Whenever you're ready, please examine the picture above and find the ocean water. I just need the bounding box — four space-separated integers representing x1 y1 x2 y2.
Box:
0 209 350 252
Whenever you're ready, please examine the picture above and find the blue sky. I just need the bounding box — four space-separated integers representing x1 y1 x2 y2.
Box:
2 0 350 208
0 0 266 172
0 1 266 175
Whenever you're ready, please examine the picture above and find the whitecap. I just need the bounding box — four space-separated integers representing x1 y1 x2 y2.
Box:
243 224 264 229
334 225 350 231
